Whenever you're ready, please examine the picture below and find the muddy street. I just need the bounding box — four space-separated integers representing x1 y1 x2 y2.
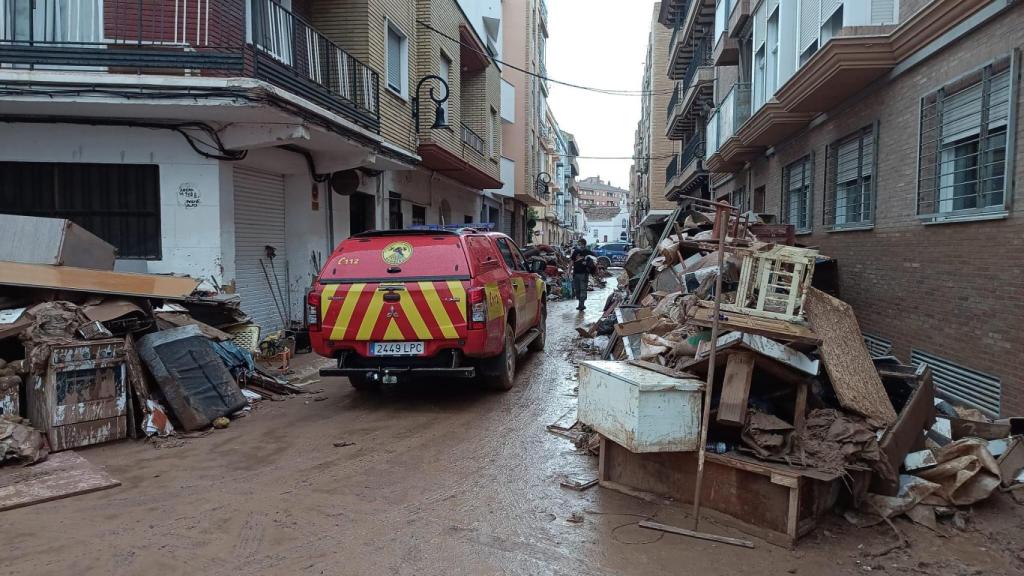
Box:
1 284 1021 576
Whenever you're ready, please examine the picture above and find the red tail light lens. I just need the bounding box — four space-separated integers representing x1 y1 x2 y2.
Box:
306 291 321 331
467 287 486 330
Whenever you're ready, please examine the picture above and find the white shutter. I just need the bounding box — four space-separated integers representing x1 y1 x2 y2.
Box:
233 167 288 333
870 0 896 25
800 0 820 51
753 0 766 50
387 27 402 90
862 131 874 176
941 83 983 144
821 0 841 20
988 69 1011 129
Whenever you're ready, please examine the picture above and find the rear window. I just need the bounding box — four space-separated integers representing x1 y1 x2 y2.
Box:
320 235 470 281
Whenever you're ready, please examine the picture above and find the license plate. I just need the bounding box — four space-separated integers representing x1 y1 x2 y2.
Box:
370 342 425 356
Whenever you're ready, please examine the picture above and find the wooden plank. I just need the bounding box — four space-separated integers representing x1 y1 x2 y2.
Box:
0 260 199 299
692 303 821 345
614 316 659 337
949 418 1012 441
786 484 800 540
0 451 120 512
794 380 809 433
804 288 897 425
639 520 755 549
717 352 755 426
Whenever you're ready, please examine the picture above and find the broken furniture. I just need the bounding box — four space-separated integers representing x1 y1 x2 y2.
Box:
578 360 703 452
721 245 818 322
137 325 247 431
25 339 128 451
0 214 116 270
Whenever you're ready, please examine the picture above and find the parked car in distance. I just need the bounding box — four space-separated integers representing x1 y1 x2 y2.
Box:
591 242 632 268
308 228 547 392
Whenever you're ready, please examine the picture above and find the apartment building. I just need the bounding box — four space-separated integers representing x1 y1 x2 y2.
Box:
632 2 680 247
656 0 1023 416
0 0 503 332
533 105 578 244
578 176 629 208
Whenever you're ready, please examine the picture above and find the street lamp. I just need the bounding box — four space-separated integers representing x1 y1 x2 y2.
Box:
412 75 450 132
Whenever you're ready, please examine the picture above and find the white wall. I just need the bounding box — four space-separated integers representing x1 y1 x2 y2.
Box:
387 169 482 228
457 0 503 61
587 206 631 243
0 122 224 281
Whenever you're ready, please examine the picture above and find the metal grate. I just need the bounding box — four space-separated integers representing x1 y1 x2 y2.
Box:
862 333 892 357
911 349 1001 417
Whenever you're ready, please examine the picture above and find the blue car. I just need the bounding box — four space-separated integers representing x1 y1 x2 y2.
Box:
591 242 631 268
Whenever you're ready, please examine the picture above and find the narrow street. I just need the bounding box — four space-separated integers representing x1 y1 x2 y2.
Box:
0 284 1019 576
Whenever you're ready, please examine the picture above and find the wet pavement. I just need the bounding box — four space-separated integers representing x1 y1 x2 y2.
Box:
3 283 1022 576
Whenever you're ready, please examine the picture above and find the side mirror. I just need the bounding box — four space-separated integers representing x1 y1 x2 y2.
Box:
529 259 546 274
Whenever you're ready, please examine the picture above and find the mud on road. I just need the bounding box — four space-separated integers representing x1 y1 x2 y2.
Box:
2 284 1022 576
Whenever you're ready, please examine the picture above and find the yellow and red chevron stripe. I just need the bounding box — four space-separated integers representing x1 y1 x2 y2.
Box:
320 281 468 342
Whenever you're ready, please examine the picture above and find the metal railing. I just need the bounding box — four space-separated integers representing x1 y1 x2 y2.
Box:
0 0 381 131
681 32 712 93
461 123 485 155
666 154 679 183
680 135 705 169
666 83 681 120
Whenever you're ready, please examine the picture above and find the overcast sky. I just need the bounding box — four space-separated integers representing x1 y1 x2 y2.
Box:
545 0 658 192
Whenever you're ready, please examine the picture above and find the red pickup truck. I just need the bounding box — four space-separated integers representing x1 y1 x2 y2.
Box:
308 229 546 391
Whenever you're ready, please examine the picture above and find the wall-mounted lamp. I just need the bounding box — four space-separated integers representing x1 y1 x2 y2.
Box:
535 172 551 197
413 75 450 131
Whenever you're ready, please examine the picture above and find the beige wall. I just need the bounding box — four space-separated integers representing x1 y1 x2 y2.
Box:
648 3 677 211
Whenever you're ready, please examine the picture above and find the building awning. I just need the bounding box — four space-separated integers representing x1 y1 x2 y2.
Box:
638 210 674 228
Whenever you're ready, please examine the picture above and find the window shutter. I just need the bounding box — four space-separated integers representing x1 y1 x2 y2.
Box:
821 0 842 21
800 0 820 52
836 138 860 182
387 28 402 90
870 0 896 25
940 83 983 144
753 0 766 50
988 69 1011 130
862 130 874 177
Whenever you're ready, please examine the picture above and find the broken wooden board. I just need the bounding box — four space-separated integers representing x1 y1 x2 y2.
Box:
692 303 821 346
997 437 1024 487
949 418 1012 441
0 451 120 512
614 316 659 338
804 288 896 425
639 520 755 549
0 261 199 299
873 367 936 496
718 352 755 426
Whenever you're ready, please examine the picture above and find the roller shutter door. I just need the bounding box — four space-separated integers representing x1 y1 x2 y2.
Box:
233 167 288 333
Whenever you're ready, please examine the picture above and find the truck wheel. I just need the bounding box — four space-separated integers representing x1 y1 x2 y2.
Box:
597 256 612 269
348 374 380 392
484 324 516 391
528 305 546 352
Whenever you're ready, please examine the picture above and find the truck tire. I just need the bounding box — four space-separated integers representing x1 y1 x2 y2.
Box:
348 373 380 392
483 323 516 391
528 304 546 352
597 256 611 269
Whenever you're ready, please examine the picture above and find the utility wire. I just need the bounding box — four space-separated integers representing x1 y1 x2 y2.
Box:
416 20 677 97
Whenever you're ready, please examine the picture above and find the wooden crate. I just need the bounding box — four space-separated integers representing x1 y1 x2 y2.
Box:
598 436 853 548
722 245 818 322
26 339 128 451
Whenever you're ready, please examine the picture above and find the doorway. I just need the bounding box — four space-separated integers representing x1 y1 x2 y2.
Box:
349 192 375 235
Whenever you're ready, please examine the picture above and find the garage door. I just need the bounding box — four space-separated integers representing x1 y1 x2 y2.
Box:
234 167 287 334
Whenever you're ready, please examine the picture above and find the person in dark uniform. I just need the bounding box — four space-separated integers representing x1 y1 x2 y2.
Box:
570 239 595 311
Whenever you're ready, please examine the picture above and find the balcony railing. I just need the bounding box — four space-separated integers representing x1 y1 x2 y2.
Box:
706 82 751 156
681 33 712 93
681 135 705 169
666 83 681 120
461 123 485 155
0 0 381 131
666 154 679 183
667 2 691 52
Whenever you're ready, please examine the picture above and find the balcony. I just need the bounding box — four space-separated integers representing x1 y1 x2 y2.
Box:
666 136 707 200
705 0 994 175
659 0 691 28
705 83 759 172
666 33 713 140
727 0 750 39
538 0 549 38
666 0 714 80
539 60 549 96
461 123 485 156
711 0 739 66
0 0 381 132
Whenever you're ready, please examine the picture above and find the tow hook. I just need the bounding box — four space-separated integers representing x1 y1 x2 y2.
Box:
382 370 398 385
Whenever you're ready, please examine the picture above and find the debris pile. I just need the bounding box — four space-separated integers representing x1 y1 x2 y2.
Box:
572 202 1022 546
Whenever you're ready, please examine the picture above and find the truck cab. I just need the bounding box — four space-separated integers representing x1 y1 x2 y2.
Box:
308 229 546 391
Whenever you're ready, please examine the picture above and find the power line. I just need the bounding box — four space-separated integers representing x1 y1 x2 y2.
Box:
415 20 676 97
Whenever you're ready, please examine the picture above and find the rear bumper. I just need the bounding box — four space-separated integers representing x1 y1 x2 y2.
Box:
320 366 476 378
319 348 478 379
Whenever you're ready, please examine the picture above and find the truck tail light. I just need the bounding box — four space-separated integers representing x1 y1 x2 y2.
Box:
468 287 487 330
306 291 321 331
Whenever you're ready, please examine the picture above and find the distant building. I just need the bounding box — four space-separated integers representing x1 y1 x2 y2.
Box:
577 176 629 208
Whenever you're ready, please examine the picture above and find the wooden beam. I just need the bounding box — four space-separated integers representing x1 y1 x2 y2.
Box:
691 304 821 345
717 351 754 426
794 380 809 433
639 520 755 549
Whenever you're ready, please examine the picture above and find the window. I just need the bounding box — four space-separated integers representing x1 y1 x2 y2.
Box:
766 10 779 97
439 52 452 117
388 192 403 229
754 185 766 213
0 162 160 259
783 156 813 233
731 186 748 212
826 126 875 227
495 238 520 270
411 205 426 226
918 56 1013 218
386 21 408 97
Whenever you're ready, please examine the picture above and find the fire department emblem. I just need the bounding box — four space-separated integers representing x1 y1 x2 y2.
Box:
381 241 413 265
